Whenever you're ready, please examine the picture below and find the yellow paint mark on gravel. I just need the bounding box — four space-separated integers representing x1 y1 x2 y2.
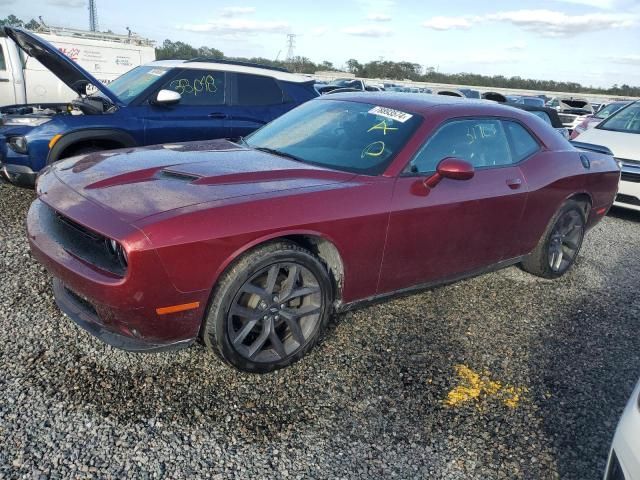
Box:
445 365 527 409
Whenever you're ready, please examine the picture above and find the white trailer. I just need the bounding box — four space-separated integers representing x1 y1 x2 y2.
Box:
0 26 155 106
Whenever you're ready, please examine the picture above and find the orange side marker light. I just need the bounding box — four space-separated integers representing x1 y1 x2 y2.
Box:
49 134 63 149
156 302 200 315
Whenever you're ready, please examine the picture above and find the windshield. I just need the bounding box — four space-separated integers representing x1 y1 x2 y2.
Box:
595 102 628 119
599 102 640 134
245 99 422 175
107 66 171 104
331 79 357 87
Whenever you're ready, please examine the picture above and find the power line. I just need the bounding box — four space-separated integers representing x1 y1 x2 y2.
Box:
88 0 98 32
285 34 296 61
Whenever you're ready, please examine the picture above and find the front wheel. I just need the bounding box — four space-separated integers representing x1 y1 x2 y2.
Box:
521 200 586 279
203 241 333 373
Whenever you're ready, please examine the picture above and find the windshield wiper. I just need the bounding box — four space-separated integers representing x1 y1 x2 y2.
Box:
254 147 305 164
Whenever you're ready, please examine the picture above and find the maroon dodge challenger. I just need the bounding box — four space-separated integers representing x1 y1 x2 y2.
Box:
27 94 619 373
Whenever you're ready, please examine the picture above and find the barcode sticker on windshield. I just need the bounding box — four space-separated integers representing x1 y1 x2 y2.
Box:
368 106 413 123
148 69 167 76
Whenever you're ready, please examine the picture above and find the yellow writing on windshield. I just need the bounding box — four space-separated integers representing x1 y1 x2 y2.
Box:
368 119 398 135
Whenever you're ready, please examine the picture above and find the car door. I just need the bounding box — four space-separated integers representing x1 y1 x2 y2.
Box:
142 68 230 145
227 72 292 139
378 118 532 294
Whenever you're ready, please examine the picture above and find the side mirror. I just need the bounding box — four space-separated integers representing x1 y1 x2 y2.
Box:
424 157 474 188
153 89 181 106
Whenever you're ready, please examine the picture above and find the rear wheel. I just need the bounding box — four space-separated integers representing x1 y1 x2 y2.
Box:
203 241 332 373
521 200 586 279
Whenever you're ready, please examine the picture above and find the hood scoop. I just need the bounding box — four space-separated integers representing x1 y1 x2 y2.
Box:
159 169 202 182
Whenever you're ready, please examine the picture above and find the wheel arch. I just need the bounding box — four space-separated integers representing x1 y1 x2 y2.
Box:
48 129 138 163
211 230 346 306
565 191 593 219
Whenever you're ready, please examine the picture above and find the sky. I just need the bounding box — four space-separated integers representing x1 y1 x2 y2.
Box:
3 0 640 88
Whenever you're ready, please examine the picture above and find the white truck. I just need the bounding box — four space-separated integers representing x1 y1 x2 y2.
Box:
0 26 155 106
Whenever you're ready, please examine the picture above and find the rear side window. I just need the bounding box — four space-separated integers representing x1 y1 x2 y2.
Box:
0 45 6 71
504 121 540 161
235 73 284 106
163 69 225 106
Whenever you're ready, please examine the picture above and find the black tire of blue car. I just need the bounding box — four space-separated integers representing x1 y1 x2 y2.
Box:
203 241 333 373
520 199 587 279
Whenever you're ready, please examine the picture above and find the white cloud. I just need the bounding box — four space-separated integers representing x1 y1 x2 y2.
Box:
422 9 636 36
608 54 640 65
552 0 618 8
46 0 85 7
179 19 289 35
342 25 394 37
219 6 256 17
0 0 15 4
423 16 472 30
311 26 330 36
367 13 392 22
486 9 636 36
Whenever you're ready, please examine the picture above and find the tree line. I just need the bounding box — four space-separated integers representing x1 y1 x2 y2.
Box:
2 15 637 97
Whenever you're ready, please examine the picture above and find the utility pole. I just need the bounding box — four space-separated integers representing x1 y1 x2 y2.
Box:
88 0 98 32
285 34 296 62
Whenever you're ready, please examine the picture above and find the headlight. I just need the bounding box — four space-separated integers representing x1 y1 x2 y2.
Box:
8 136 28 154
3 116 52 127
105 238 128 268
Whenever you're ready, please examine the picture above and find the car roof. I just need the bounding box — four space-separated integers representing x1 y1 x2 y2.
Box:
146 60 312 83
317 91 530 117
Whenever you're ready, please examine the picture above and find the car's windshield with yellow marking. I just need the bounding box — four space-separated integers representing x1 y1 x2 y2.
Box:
245 99 422 175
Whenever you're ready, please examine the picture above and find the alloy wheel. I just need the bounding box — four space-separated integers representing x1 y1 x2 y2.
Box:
227 262 323 363
548 209 584 273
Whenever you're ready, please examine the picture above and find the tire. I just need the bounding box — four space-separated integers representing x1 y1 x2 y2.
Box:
521 200 587 279
203 241 333 373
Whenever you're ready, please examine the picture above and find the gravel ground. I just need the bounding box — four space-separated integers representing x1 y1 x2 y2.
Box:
1 177 639 480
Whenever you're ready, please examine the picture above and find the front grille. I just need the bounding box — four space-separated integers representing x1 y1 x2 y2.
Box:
617 157 640 167
40 202 126 277
621 172 640 183
64 286 98 315
616 194 640 207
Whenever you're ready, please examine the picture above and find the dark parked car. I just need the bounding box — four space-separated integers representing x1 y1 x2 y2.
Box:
507 103 570 138
0 27 318 186
27 93 619 372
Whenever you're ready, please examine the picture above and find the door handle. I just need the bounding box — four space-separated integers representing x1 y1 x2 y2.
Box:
0 78 10 83
506 178 522 190
208 112 228 119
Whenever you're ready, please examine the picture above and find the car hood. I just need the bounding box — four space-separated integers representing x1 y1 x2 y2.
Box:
574 127 640 161
4 27 122 106
45 139 356 223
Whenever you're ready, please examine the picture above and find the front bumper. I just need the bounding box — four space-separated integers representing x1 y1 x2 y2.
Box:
604 379 640 480
614 161 640 212
52 279 195 352
27 192 209 352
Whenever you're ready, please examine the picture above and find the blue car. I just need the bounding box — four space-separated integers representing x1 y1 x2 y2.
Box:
0 27 318 186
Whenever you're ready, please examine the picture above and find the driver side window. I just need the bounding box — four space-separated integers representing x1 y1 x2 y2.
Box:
162 69 225 106
409 119 512 174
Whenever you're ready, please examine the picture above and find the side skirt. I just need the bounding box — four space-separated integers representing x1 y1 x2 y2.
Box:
335 256 526 314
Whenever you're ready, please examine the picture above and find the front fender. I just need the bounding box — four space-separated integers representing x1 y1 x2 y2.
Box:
48 128 138 163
